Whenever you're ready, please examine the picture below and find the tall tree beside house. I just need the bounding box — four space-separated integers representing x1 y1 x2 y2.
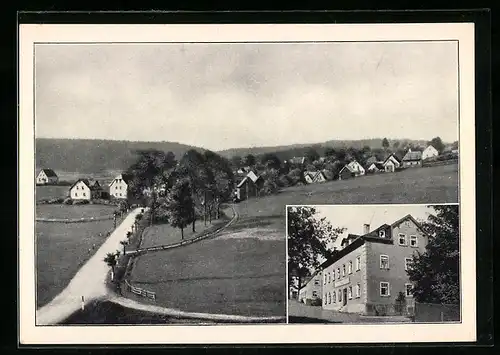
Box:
427 136 446 154
407 205 460 304
382 138 390 150
242 154 256 167
203 150 235 220
287 206 345 293
304 147 320 163
165 179 195 240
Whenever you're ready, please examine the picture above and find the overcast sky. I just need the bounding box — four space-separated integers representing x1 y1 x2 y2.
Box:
35 42 459 151
314 204 439 250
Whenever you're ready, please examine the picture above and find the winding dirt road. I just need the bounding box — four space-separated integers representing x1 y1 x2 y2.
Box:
36 208 144 325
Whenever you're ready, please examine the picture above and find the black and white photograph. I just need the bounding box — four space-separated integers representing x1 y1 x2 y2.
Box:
287 204 460 324
19 22 476 344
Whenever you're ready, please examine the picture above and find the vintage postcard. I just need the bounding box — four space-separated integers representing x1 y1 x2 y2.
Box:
19 23 475 344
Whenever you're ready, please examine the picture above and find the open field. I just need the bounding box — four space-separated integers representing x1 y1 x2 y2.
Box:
36 210 120 308
140 216 229 249
128 204 286 317
36 204 117 219
35 185 70 202
272 163 458 205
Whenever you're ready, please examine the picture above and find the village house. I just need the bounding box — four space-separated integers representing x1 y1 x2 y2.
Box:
236 166 252 175
69 179 103 200
338 160 365 180
288 157 306 166
235 171 264 201
298 270 323 306
366 162 385 173
318 214 429 316
109 173 133 199
303 171 328 184
402 149 423 168
421 145 439 160
36 168 59 185
382 153 401 173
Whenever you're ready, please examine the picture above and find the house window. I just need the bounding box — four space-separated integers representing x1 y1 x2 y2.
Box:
405 284 414 297
348 261 353 274
338 289 342 303
348 286 352 299
399 233 407 246
314 279 320 286
379 230 386 238
356 284 361 298
380 255 389 269
324 294 327 305
324 273 327 285
312 291 318 298
337 268 340 279
356 256 360 271
332 291 336 303
380 282 390 297
328 292 331 304
405 257 413 271
342 264 346 277
75 192 78 197
83 193 86 197
328 272 331 283
410 235 418 247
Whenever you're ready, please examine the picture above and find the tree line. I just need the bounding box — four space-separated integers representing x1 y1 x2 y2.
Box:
125 149 235 239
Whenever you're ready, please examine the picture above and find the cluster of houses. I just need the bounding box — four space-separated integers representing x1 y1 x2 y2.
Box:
292 214 430 316
234 168 264 201
36 168 133 201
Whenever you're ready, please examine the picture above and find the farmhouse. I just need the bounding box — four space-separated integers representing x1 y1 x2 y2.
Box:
69 179 103 200
235 171 264 201
298 270 323 306
304 171 317 184
382 154 401 173
109 173 133 199
304 171 328 184
318 214 429 316
36 169 59 185
402 149 423 168
422 145 439 160
338 160 365 180
367 162 385 173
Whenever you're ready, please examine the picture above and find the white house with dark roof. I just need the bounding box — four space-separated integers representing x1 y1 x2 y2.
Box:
422 145 439 160
69 179 103 200
382 154 401 173
36 169 59 185
109 173 133 199
235 171 264 201
339 160 365 180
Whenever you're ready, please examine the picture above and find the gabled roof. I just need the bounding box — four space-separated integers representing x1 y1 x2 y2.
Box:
109 173 133 186
313 171 327 181
39 168 58 177
424 145 437 151
382 153 401 165
403 150 423 161
368 162 385 170
236 171 262 188
303 171 317 179
69 178 91 190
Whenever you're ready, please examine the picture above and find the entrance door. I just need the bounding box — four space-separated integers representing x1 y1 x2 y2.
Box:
343 288 347 306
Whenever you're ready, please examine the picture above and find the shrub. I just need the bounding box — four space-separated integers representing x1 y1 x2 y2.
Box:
73 199 90 205
63 197 73 205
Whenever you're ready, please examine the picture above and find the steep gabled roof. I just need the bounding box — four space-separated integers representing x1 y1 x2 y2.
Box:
403 150 422 161
69 178 91 190
382 153 401 165
109 173 133 187
368 162 385 170
40 168 58 177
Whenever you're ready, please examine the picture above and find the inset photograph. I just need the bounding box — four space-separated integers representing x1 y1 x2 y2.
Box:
287 204 460 324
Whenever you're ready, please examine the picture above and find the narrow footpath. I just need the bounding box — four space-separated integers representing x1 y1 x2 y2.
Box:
36 208 144 325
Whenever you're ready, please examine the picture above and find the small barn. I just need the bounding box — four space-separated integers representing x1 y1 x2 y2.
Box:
36 169 59 185
235 171 264 201
422 145 439 160
402 149 423 168
367 162 385 173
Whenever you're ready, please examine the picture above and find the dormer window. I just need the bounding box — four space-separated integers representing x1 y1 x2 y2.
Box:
379 230 386 238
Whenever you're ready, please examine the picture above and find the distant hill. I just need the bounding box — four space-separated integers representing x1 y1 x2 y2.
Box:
35 138 204 174
217 138 433 160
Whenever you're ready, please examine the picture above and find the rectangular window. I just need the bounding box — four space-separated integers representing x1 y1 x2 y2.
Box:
328 273 331 283
405 257 413 271
333 291 336 303
338 289 342 302
356 283 361 298
379 230 386 238
405 283 414 297
83 192 86 197
356 256 360 271
399 233 407 246
75 192 78 197
348 261 353 274
337 268 340 279
324 273 327 285
380 255 389 269
380 282 390 296
348 286 353 299
410 235 418 247
342 264 346 277
314 279 320 286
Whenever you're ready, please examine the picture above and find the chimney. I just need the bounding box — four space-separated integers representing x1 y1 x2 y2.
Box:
363 223 370 234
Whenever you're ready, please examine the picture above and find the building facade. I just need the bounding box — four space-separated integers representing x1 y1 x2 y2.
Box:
320 215 429 316
382 154 401 172
36 169 59 185
109 174 133 199
422 145 439 160
402 150 423 168
298 271 323 306
69 179 92 200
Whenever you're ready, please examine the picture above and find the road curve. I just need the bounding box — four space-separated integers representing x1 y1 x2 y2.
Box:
36 208 145 325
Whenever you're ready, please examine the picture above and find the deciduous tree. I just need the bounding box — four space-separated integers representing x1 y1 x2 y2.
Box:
166 179 194 239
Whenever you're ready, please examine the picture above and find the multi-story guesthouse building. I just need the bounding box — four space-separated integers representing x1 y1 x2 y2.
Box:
298 270 323 306
69 179 103 200
109 173 133 199
318 214 429 316
36 168 59 185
